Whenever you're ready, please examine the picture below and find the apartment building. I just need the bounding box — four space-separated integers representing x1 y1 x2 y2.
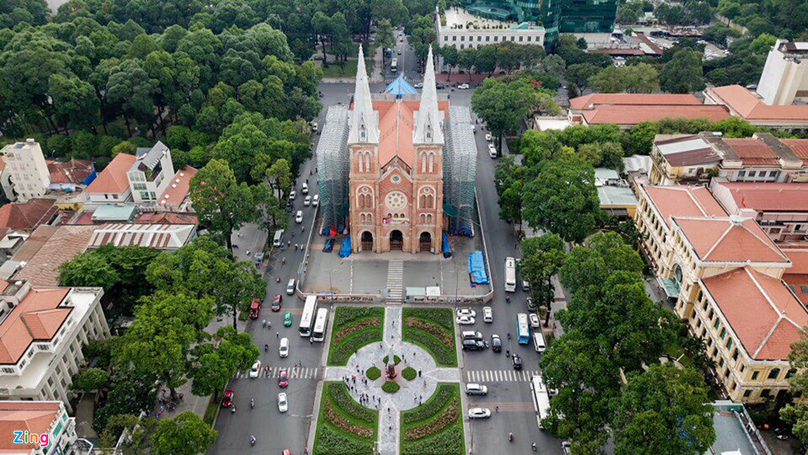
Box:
0 140 51 202
0 281 109 412
636 184 808 403
649 133 808 185
0 401 76 454
128 141 174 205
757 40 808 106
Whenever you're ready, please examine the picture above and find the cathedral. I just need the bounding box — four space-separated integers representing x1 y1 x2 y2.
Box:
347 47 447 254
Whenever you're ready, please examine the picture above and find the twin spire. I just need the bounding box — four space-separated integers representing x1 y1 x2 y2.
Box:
348 45 443 146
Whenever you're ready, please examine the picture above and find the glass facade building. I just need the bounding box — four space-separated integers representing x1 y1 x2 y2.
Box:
559 0 618 33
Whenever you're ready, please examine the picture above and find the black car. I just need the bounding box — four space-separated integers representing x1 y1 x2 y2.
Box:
436 83 445 89
491 334 502 353
286 202 294 212
323 238 336 253
462 339 485 351
512 354 522 370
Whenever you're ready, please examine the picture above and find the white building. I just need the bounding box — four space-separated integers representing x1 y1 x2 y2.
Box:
0 282 109 412
436 7 545 70
128 141 174 205
0 140 50 202
757 40 808 106
0 401 76 454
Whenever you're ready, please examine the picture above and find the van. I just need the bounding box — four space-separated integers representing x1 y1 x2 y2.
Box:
533 332 546 353
286 279 296 295
312 195 319 206
273 230 284 247
462 331 483 341
302 182 309 194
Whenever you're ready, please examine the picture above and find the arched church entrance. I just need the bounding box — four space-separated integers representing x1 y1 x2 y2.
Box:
419 232 432 252
361 231 374 251
390 230 403 251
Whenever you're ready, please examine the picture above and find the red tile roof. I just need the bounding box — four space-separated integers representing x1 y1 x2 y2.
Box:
569 93 703 110
135 212 199 225
642 186 727 228
673 217 789 263
157 166 197 208
702 267 808 360
716 182 808 212
0 288 71 364
707 85 808 124
722 138 780 165
781 139 808 163
46 158 94 184
85 153 136 194
0 401 62 451
0 199 57 230
781 244 808 274
581 104 731 126
13 226 96 286
372 100 449 167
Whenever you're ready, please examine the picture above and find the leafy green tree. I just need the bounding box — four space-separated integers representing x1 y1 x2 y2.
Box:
151 411 217 455
59 251 120 290
377 19 396 65
472 78 538 153
589 63 659 93
565 63 600 92
440 45 459 79
660 48 704 93
559 231 644 293
623 121 659 155
146 236 230 299
523 157 600 243
780 334 808 443
48 74 101 130
475 45 498 76
190 327 258 396
105 59 158 136
458 48 476 81
111 140 137 157
75 367 109 392
614 364 716 455
520 234 566 326
266 158 293 198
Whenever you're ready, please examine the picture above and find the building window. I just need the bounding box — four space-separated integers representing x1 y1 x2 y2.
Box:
486 36 490 42
726 338 733 350
460 36 464 41
743 390 751 398
477 36 481 41
427 214 433 223
421 153 427 173
719 328 726 340
444 36 448 41
768 368 780 380
428 153 434 173
732 348 738 361
493 36 498 42
518 36 523 42
527 36 531 42
364 152 371 172
460 44 464 49
761 389 770 399
713 319 720 330
751 371 759 380
360 214 366 223
452 36 456 41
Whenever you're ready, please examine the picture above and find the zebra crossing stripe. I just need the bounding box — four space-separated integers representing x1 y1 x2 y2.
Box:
463 370 539 383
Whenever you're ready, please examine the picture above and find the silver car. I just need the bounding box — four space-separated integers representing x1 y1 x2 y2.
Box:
468 408 491 419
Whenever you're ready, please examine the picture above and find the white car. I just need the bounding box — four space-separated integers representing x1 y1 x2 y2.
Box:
414 82 423 88
304 195 311 206
529 313 540 329
312 194 319 206
456 308 476 318
458 83 469 89
279 337 289 358
295 210 303 223
289 190 296 201
456 315 475 325
249 360 261 378
468 408 491 419
488 143 497 159
483 306 493 323
278 392 288 413
311 121 318 132
485 133 492 142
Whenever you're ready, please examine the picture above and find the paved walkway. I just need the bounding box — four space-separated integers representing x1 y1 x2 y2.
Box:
322 307 462 455
386 261 404 302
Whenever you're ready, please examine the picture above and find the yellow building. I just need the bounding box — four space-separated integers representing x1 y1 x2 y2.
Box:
635 184 807 403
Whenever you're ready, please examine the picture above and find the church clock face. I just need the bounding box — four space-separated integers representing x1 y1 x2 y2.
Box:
385 192 406 209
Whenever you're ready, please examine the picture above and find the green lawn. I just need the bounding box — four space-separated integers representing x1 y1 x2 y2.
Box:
321 58 375 78
314 382 378 455
400 383 465 455
402 307 457 367
327 306 384 366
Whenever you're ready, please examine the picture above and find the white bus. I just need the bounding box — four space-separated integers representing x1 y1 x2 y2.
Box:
516 313 530 345
530 375 551 429
391 58 398 73
504 257 517 292
312 308 329 342
299 295 318 337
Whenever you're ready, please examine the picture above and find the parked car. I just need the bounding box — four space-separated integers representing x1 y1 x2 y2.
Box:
485 133 492 141
249 298 260 320
456 308 476 318
284 311 293 326
483 306 493 323
272 293 282 311
468 408 492 419
512 354 523 370
323 238 336 252
527 297 536 310
465 383 488 395
313 194 319 206
562 441 572 455
461 331 483 340
456 315 475 325
278 392 288 413
458 83 469 89
462 339 485 351
249 361 261 378
289 190 296 201
221 389 235 407
529 313 540 329
488 143 497 159
436 83 445 89
295 210 303 223
491 334 502 353
304 195 311 206
311 121 318 132
278 369 289 387
279 337 289 358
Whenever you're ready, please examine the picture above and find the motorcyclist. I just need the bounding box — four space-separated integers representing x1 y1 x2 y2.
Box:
231 406 236 414
508 432 513 442
264 344 269 352
250 399 255 408
250 435 256 445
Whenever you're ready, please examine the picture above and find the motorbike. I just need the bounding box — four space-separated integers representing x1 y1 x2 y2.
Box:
276 276 281 283
264 344 269 352
532 442 537 451
505 295 510 303
282 257 286 264
250 399 255 409
231 406 236 414
250 436 256 446
508 433 513 442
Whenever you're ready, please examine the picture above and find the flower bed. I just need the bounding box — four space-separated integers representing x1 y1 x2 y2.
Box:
402 366 417 381
328 328 383 365
404 329 456 367
327 307 385 366
366 366 381 380
401 383 464 455
402 308 457 367
314 382 378 455
333 306 384 328
403 307 454 330
382 381 400 394
332 317 382 346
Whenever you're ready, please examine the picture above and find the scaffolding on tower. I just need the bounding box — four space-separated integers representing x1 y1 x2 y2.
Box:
443 105 477 236
316 105 351 236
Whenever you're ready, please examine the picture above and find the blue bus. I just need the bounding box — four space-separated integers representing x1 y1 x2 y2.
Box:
516 313 530 345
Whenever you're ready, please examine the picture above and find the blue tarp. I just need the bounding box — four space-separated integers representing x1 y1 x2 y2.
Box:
339 236 352 258
468 251 489 284
442 232 451 258
384 76 418 98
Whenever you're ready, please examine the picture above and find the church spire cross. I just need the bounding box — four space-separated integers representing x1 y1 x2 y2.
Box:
348 45 379 144
414 46 444 145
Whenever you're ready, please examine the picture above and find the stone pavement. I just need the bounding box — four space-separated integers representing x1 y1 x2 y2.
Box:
322 307 462 455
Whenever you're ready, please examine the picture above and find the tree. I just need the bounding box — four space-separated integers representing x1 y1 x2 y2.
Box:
75 367 109 392
458 48 476 81
475 45 498 75
614 364 716 455
750 33 778 55
522 157 600 243
217 259 266 329
660 48 704 93
376 19 396 66
191 327 258 396
559 231 644 293
151 411 217 455
105 59 159 136
266 158 292 198
565 63 600 93
59 251 120 291
780 334 808 443
472 78 538 153
520 234 566 326
440 45 459 80
189 159 258 249
589 63 659 93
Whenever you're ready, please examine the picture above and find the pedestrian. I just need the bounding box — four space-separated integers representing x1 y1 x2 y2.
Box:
310 337 313 345
276 331 279 338
418 370 422 377
413 352 416 358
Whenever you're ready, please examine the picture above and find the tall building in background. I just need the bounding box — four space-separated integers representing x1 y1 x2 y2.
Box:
559 0 618 33
0 139 50 202
458 0 560 47
757 40 808 106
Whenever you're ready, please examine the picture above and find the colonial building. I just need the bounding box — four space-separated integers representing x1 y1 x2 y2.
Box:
347 47 446 254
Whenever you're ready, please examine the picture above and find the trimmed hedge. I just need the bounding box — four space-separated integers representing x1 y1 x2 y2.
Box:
328 328 382 365
402 367 417 381
328 306 385 366
382 381 401 394
326 383 376 424
402 307 457 367
314 382 378 455
403 384 456 425
316 424 374 455
403 307 454 330
404 328 456 367
401 424 464 455
333 306 384 329
366 366 381 380
400 383 464 455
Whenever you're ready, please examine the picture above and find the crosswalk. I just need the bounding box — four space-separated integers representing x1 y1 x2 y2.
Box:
465 369 540 383
386 260 404 302
234 367 320 380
